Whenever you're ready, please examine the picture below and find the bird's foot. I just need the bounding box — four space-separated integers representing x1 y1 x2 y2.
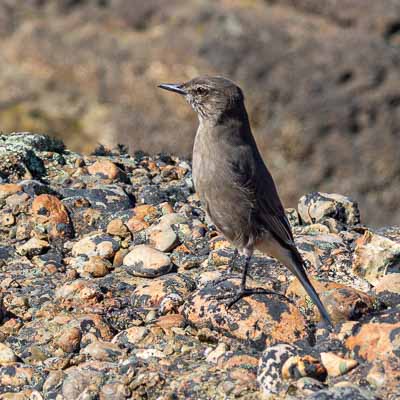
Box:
214 287 289 309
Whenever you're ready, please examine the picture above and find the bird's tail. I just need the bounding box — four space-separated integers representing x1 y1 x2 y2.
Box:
287 249 333 329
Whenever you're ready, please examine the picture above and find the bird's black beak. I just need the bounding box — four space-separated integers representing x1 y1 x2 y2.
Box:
158 83 187 95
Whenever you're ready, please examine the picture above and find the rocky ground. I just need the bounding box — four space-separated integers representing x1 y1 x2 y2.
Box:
1 1 400 225
0 132 399 399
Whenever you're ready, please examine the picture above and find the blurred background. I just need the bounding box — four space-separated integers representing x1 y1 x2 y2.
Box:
0 0 399 226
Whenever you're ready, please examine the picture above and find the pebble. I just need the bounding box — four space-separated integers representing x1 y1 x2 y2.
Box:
82 339 125 361
56 327 82 353
320 352 358 377
82 256 112 277
123 245 172 278
87 160 124 180
148 223 179 252
0 342 18 363
16 237 49 257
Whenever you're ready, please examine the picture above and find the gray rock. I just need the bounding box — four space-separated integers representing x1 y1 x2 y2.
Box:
298 192 360 225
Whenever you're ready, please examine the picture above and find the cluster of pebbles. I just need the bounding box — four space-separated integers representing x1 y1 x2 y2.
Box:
0 133 398 399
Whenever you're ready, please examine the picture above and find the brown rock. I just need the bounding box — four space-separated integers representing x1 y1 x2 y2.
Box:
1 212 15 226
286 277 374 323
56 327 82 353
155 314 186 329
0 183 22 199
183 278 308 348
106 218 130 238
320 352 358 377
148 223 179 252
131 273 195 308
353 231 400 285
87 160 123 180
82 339 125 361
282 355 327 380
83 256 111 278
31 194 72 239
374 274 400 294
0 343 18 363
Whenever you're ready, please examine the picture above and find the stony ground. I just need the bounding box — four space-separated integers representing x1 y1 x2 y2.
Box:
0 133 399 399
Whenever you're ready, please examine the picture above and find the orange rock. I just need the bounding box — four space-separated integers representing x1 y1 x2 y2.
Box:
87 160 122 180
155 314 186 329
31 194 72 238
286 277 374 323
345 321 400 362
0 183 22 199
183 278 308 349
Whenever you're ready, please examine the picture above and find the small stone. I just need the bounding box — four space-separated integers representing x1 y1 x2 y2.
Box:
31 194 72 239
374 274 400 294
82 340 125 361
366 361 386 388
320 352 358 377
353 230 400 285
1 212 15 227
16 237 49 257
206 342 228 364
155 314 186 329
112 326 149 346
0 183 22 199
149 223 179 252
106 219 130 237
295 377 326 396
83 256 111 277
159 213 188 225
282 355 326 380
56 327 82 353
0 343 17 363
123 245 172 278
72 234 120 260
99 383 130 400
298 192 360 225
87 160 125 180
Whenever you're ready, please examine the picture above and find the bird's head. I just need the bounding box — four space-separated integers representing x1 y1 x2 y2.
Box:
158 76 244 122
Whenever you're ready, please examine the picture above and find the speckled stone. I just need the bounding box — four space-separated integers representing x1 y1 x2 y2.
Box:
123 245 172 278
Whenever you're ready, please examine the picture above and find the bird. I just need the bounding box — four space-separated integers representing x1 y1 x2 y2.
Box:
158 76 333 328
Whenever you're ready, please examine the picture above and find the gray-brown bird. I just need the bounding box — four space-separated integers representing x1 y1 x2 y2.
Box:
159 76 333 327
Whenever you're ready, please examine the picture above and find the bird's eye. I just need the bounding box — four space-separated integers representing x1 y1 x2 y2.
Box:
195 87 208 96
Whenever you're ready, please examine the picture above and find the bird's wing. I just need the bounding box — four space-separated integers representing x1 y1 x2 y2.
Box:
231 145 295 249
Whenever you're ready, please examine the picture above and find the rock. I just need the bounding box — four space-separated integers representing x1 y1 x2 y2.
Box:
374 274 400 294
112 327 149 347
72 233 120 260
183 278 308 349
257 343 299 398
295 377 326 397
82 340 125 361
16 237 49 257
0 183 22 199
56 327 82 353
106 218 130 238
131 273 195 308
148 223 179 252
298 192 360 225
31 194 73 239
0 343 17 363
87 160 125 181
282 354 326 380
123 245 172 278
345 320 400 363
159 213 188 225
286 277 374 323
55 279 102 302
82 256 112 278
155 314 186 329
366 361 386 388
206 342 228 364
320 352 358 377
307 384 377 400
99 383 130 400
353 230 400 285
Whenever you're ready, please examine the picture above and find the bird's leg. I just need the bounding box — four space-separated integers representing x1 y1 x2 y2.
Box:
227 248 239 274
215 254 289 308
